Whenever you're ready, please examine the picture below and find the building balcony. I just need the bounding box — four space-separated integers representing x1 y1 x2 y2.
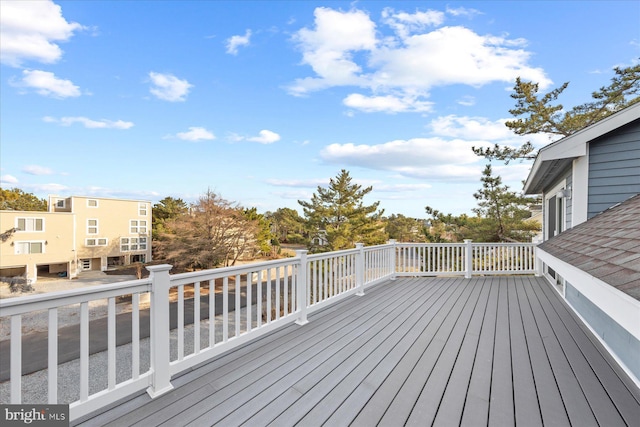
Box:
1 241 638 425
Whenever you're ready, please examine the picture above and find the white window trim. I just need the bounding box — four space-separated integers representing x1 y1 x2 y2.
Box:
544 180 567 241
87 218 99 235
85 238 108 247
56 199 66 208
139 202 148 216
87 199 99 208
130 219 148 234
15 217 45 232
14 240 45 254
121 236 147 252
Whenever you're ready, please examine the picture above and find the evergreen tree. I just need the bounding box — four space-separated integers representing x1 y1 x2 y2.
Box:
472 164 539 242
152 196 188 239
243 207 276 256
473 63 640 163
0 188 47 211
385 214 427 243
265 207 306 244
298 170 387 252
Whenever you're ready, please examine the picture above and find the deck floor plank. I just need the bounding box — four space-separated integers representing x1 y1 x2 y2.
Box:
415 277 492 427
268 278 455 427
520 277 595 426
75 276 640 427
458 278 498 426
376 277 476 426
534 277 640 425
505 276 543 427
177 278 440 426
488 277 515 426
213 278 445 427
405 278 488 426
330 277 467 427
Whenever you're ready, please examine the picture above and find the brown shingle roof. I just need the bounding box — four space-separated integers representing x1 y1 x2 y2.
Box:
538 193 640 300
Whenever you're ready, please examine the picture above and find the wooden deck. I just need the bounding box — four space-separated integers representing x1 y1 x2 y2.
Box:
75 276 640 426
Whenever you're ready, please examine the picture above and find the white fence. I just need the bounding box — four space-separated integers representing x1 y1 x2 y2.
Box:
0 241 535 420
395 240 537 277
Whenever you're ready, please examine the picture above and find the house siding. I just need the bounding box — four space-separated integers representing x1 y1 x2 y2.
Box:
565 282 640 380
588 120 640 218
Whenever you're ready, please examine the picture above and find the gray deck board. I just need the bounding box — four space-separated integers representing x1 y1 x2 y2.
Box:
75 276 640 427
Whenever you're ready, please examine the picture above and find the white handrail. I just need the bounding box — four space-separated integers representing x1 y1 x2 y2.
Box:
0 240 537 420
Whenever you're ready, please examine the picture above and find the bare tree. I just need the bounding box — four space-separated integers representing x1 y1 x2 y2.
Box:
153 189 261 270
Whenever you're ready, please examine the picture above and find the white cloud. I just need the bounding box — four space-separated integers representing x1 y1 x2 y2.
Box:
428 114 559 149
14 69 81 98
175 127 216 141
375 183 432 192
148 72 192 102
44 116 134 129
445 6 482 18
289 7 377 95
226 29 251 55
23 165 54 175
1 174 19 184
320 137 489 180
247 130 281 144
381 7 444 38
289 7 552 108
428 115 513 140
343 93 433 113
265 178 328 188
0 0 84 67
457 95 476 106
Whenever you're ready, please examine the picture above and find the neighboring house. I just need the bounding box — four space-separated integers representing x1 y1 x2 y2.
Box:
523 102 640 383
0 195 152 283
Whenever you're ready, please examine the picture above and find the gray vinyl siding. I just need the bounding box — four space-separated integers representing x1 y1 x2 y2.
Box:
565 282 640 380
588 120 640 218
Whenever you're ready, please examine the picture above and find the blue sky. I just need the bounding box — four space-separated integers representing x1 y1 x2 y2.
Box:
1 1 638 218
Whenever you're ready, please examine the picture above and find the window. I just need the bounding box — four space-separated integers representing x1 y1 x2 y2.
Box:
121 237 147 251
15 241 44 254
16 217 44 232
86 238 108 246
56 199 66 208
87 199 98 208
130 220 147 234
139 203 148 216
87 219 98 234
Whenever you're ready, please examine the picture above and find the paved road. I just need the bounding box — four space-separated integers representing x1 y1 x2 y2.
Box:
0 280 289 381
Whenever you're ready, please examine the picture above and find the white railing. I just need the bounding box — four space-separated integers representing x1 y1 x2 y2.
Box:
395 240 537 277
0 240 534 420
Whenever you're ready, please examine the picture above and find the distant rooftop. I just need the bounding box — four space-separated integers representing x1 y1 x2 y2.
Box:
538 193 640 300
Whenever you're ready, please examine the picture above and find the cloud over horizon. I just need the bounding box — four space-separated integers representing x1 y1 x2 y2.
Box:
289 6 552 114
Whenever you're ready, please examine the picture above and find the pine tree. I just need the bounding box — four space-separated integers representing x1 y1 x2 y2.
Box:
473 63 640 163
298 170 387 252
472 164 539 242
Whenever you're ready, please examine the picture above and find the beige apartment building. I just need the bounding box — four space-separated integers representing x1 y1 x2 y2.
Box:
0 195 152 284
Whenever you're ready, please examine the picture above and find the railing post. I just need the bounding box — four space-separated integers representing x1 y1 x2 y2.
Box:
389 239 397 280
295 250 309 325
464 239 473 279
146 264 174 398
355 243 365 296
534 245 542 277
